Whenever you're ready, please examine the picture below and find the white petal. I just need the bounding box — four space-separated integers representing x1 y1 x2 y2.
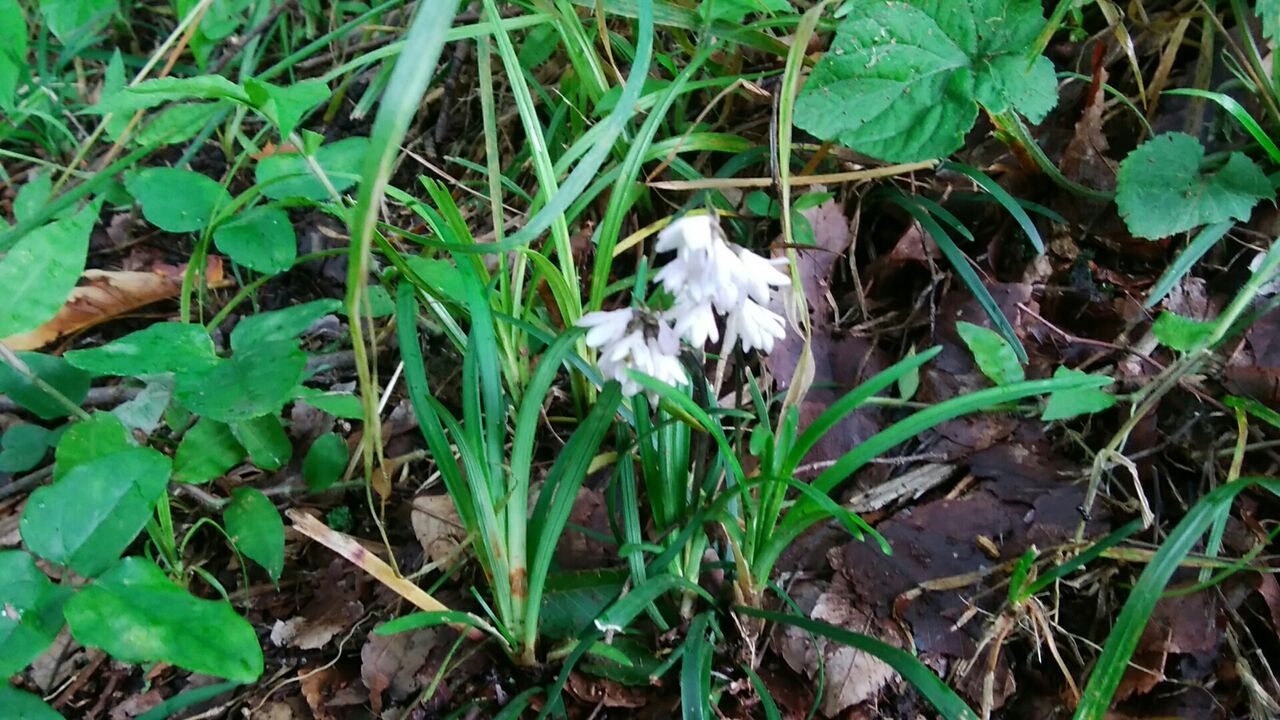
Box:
657 214 718 253
670 299 719 346
579 309 634 348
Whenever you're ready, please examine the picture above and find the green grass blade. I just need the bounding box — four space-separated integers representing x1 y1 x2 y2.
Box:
1165 88 1280 165
786 347 942 474
941 162 1044 254
628 373 747 488
1145 220 1233 308
738 607 979 720
1074 478 1280 718
595 574 712 632
681 613 715 720
742 664 782 720
375 611 497 637
891 193 1029 362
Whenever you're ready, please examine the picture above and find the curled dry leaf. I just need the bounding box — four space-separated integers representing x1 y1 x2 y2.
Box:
411 494 466 569
1 257 230 351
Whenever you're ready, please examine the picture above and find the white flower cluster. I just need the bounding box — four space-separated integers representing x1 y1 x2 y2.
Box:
578 214 792 396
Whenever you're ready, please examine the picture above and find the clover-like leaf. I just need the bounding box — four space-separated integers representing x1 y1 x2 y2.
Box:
795 0 1057 162
125 167 231 233
1116 133 1271 239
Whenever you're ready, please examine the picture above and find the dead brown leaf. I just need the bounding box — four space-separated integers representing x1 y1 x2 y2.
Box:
360 626 443 714
1 257 230 350
411 494 466 570
565 672 649 708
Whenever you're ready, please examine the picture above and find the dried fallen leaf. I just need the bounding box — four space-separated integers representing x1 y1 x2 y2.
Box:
411 494 466 569
1 257 230 351
360 627 442 714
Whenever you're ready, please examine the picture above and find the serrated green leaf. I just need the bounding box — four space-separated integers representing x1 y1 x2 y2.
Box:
956 321 1024 386
54 412 132 481
174 344 307 422
255 136 369 200
224 487 284 581
1151 311 1215 352
0 0 28 109
0 203 97 338
39 0 115 44
0 551 69 679
212 206 297 275
0 424 53 473
64 557 263 682
0 352 91 420
21 448 172 577
173 418 244 484
1116 133 1270 239
302 432 348 491
125 168 231 233
244 78 329 139
1041 367 1115 421
0 686 63 719
65 323 218 377
795 0 1056 162
230 414 291 471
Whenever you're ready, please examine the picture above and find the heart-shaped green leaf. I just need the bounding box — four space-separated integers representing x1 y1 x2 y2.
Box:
64 557 263 682
303 432 348 491
1116 133 1271 239
125 168 231 233
794 0 1056 162
0 425 54 474
212 206 297 275
65 322 218 377
255 136 368 200
21 448 172 577
224 487 284 581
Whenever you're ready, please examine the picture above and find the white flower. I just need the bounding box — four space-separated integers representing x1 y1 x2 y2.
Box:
656 214 721 254
669 298 719 346
734 247 791 304
578 308 686 397
725 298 786 354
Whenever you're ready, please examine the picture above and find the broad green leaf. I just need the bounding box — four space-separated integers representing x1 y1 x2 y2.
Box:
0 0 27 109
174 419 244 483
223 487 284 581
65 323 218 376
125 168 231 233
1260 0 1279 41
0 424 53 473
255 137 369 200
175 344 307 422
212 206 297 275
294 389 364 419
0 352 91 420
133 103 224 147
1116 133 1270 239
54 412 132 481
701 0 790 24
0 203 97 338
64 557 263 682
244 78 329 139
1041 367 1116 421
230 414 291 471
21 448 172 577
403 256 468 301
0 686 63 719
229 299 341 350
794 0 1056 162
956 321 1024 386
0 551 69 678
39 0 116 43
302 432 348 491
1152 311 1215 352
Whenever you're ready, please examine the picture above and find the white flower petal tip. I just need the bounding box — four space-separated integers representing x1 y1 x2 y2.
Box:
656 214 721 253
730 300 787 354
